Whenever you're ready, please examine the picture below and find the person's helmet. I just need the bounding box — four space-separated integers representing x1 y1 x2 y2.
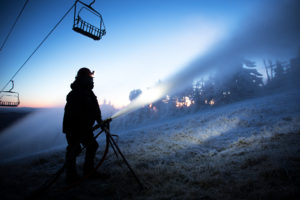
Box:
76 67 94 78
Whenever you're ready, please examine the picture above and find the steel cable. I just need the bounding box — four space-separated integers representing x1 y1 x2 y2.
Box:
0 0 29 51
1 2 75 92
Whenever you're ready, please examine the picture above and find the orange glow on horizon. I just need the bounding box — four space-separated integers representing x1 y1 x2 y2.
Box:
19 97 126 109
19 101 64 108
20 100 124 109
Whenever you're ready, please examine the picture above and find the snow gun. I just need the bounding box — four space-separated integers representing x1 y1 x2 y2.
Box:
92 117 144 190
92 117 145 190
26 117 143 200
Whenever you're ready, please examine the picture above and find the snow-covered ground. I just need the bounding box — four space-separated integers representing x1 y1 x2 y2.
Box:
0 89 300 199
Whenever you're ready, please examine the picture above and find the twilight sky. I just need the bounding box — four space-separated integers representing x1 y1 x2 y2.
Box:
0 0 299 108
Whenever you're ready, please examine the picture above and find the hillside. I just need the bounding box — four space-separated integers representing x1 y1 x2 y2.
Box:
0 89 299 199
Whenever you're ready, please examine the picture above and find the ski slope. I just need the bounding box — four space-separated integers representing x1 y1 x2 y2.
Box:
0 89 299 199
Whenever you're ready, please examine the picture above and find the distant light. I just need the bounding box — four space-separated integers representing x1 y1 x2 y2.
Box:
176 96 194 108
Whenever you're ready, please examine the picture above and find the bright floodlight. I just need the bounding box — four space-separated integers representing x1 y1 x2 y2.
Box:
111 84 168 119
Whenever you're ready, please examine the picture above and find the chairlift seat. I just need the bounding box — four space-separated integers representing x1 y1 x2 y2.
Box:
0 91 20 107
0 81 20 107
73 1 106 41
73 17 105 40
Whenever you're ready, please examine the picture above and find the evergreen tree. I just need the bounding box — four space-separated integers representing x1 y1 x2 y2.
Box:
219 60 263 100
129 89 142 101
290 48 300 83
202 76 217 105
192 79 204 108
274 61 285 81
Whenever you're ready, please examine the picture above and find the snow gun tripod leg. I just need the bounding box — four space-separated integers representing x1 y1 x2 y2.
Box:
103 126 144 190
109 139 119 158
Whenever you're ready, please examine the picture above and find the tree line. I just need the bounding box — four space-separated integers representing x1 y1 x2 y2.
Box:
109 48 300 129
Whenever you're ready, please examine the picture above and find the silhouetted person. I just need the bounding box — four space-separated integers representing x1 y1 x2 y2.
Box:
63 67 102 183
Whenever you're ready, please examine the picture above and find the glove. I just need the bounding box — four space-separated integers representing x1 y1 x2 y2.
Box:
100 118 112 130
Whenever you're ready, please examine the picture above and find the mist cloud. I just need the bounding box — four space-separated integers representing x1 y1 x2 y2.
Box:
113 0 300 118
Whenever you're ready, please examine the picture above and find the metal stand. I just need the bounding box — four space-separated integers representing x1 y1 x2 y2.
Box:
103 126 144 190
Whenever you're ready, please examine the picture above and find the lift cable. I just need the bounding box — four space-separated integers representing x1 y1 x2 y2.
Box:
0 0 30 51
0 2 75 93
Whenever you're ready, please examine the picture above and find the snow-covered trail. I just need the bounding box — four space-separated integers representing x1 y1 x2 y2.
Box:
107 89 300 199
118 89 300 159
0 89 299 199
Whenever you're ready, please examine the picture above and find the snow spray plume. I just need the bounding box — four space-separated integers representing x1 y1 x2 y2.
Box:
0 107 118 162
112 0 300 119
0 108 66 162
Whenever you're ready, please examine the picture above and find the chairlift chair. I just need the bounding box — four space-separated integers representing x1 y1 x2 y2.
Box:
0 81 20 107
73 0 106 40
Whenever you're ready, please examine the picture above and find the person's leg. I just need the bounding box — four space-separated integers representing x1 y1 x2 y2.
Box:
82 132 99 175
65 133 81 183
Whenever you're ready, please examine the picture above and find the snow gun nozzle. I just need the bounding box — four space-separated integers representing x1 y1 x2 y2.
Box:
93 118 112 131
103 118 112 130
104 118 112 123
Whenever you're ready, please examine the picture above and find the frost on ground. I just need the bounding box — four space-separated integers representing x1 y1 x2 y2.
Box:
0 89 300 200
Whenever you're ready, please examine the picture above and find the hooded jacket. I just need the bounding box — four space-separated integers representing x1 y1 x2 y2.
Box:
63 77 101 134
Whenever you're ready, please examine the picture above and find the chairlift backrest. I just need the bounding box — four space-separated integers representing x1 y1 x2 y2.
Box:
73 0 106 40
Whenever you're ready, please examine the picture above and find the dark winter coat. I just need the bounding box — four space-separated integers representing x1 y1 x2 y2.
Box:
63 77 101 134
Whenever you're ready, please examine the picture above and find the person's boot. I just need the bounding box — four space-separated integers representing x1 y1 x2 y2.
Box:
66 165 80 184
83 160 94 176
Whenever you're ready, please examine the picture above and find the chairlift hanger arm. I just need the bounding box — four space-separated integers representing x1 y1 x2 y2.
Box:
79 6 103 19
89 0 95 7
75 0 104 18
9 80 14 92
